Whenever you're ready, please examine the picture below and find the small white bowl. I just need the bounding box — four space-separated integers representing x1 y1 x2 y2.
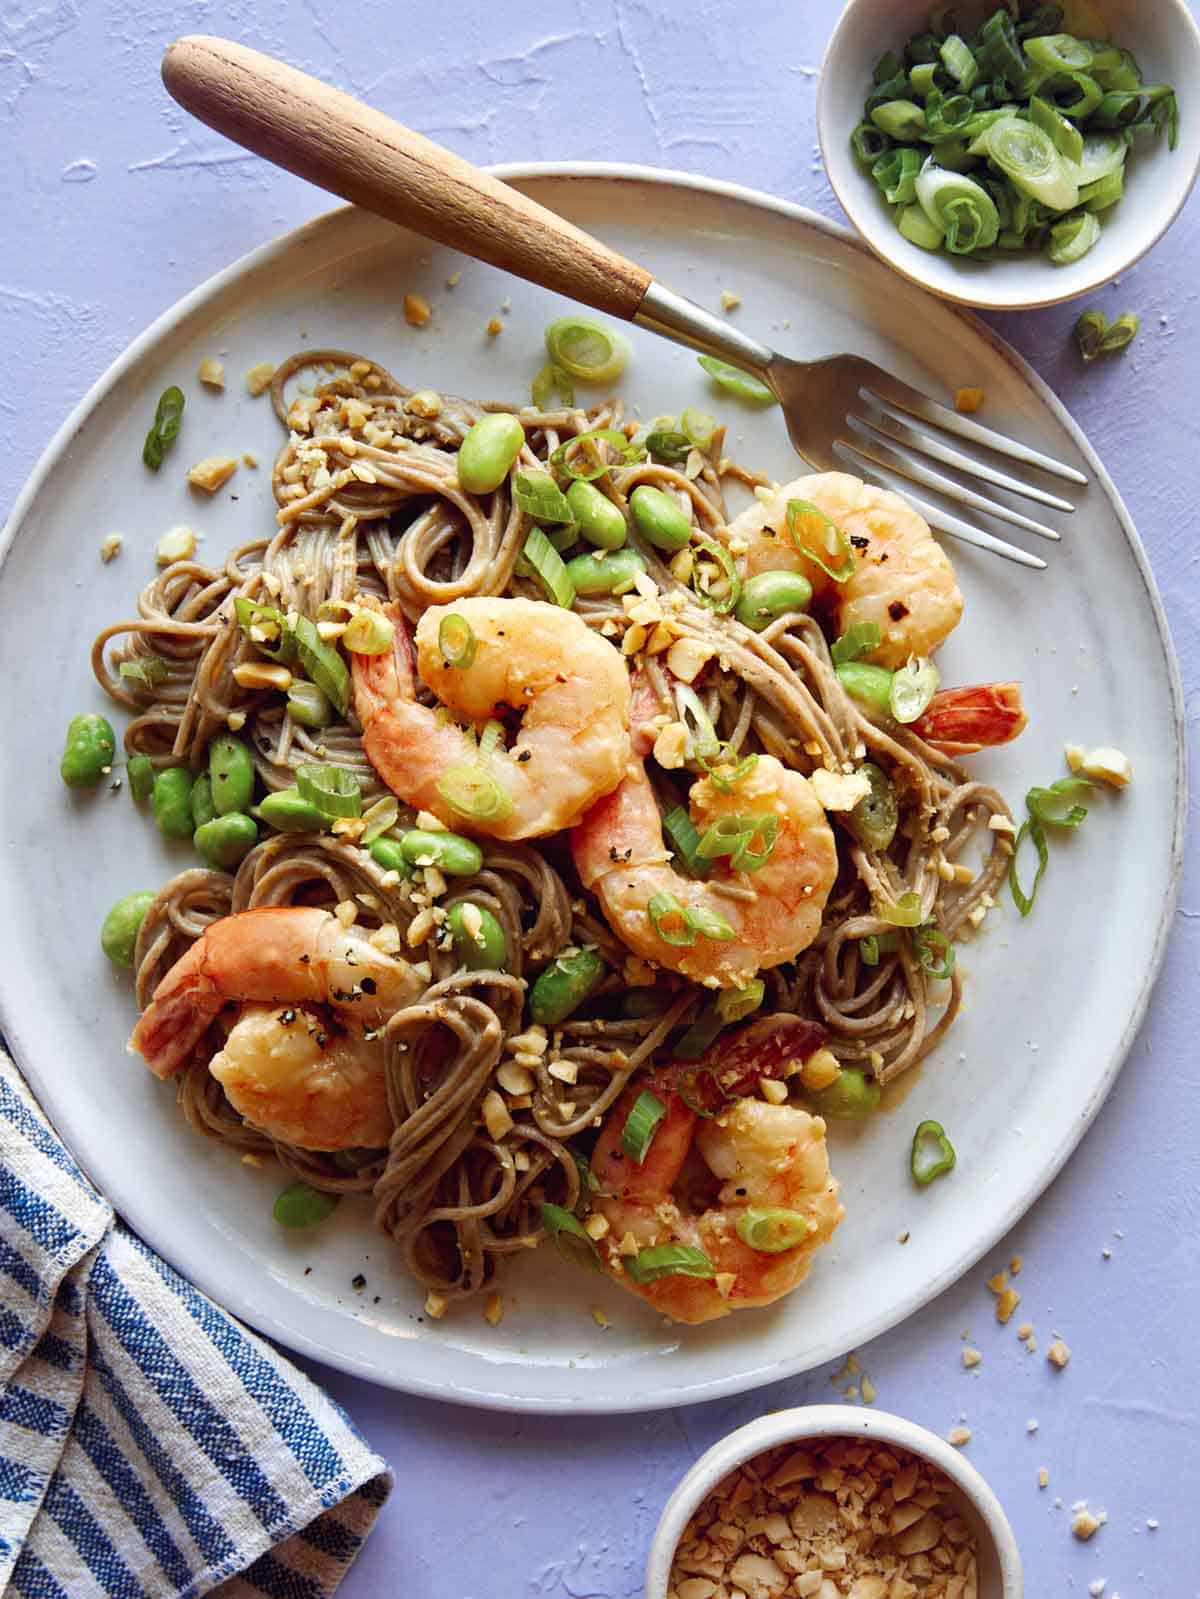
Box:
645 1405 1022 1598
817 0 1200 309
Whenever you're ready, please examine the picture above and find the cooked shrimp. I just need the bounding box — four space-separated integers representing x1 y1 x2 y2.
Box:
571 753 837 988
590 1021 843 1324
130 906 424 1078
208 1004 391 1151
912 681 1028 756
728 470 963 668
350 596 631 840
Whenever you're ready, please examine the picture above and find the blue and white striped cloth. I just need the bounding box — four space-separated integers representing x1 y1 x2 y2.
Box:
0 1050 392 1598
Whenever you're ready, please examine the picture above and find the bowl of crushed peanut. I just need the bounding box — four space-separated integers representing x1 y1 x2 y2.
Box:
646 1405 1021 1599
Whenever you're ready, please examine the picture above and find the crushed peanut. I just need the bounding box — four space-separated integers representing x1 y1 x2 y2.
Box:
482 1090 514 1142
995 1288 1021 1325
760 1078 789 1105
720 290 742 311
810 767 872 812
591 1306 609 1329
403 293 432 327
155 525 196 565
486 316 503 337
187 454 238 493
99 533 123 563
954 387 985 413
654 721 690 770
946 1426 972 1447
423 1291 447 1319
245 361 276 396
1046 1339 1071 1369
799 1049 841 1091
1074 745 1132 788
1037 1468 1049 1489
197 356 225 389
1071 1506 1103 1541
483 1292 504 1326
961 1347 982 1370
232 661 292 692
668 1436 979 1599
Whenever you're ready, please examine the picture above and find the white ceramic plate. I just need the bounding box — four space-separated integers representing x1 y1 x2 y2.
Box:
0 168 1183 1413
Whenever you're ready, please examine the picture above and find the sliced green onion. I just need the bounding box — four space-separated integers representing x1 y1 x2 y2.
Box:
690 904 735 941
296 763 362 819
673 1003 726 1062
716 980 764 1025
1026 776 1094 826
939 33 978 90
540 1202 602 1271
924 89 975 139
1009 815 1048 916
1076 132 1128 184
341 608 395 655
437 612 476 668
620 1090 666 1164
360 794 399 845
735 1206 812 1253
871 99 927 140
913 923 956 980
915 163 1001 253
696 356 777 406
843 762 899 852
1048 210 1101 264
680 408 718 450
143 385 185 471
531 363 575 409
898 203 945 250
911 1120 957 1185
874 48 904 83
975 8 1026 86
644 430 692 465
289 613 351 715
520 527 576 608
119 655 169 687
699 750 760 793
890 656 940 723
625 1244 715 1283
1092 47 1142 93
696 813 779 873
688 538 740 615
1025 32 1095 72
1028 94 1084 162
663 805 710 879
860 930 900 966
478 719 505 757
514 470 575 525
906 31 942 66
549 427 643 483
1098 311 1139 355
831 621 883 666
437 764 513 823
674 683 722 760
867 69 915 117
1040 68 1103 118
880 890 924 927
649 891 695 946
233 597 294 663
287 680 334 729
981 118 1079 210
544 316 630 384
1074 309 1107 360
852 120 892 166
785 500 855 583
1080 167 1124 211
872 146 924 204
273 1181 338 1228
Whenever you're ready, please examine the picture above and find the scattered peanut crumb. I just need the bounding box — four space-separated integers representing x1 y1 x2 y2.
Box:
1037 1467 1049 1489
403 293 432 327
241 1151 264 1167
243 450 259 468
226 711 246 732
591 1306 609 1329
946 1426 972 1447
483 1292 503 1326
760 1077 789 1105
187 454 239 493
1072 1506 1103 1541
485 316 503 337
1075 745 1133 788
1089 1580 1107 1596
860 1375 876 1404
1009 1254 1022 1275
995 1287 1021 1324
962 1347 982 1369
1017 1322 1034 1341
1026 1418 1038 1433
1047 1339 1071 1369
245 361 276 396
155 525 196 565
197 356 225 388
423 1291 447 1319
986 1270 1008 1294
720 289 742 311
445 271 461 288
955 387 985 412
99 533 123 563
1147 1518 1159 1530
232 661 292 692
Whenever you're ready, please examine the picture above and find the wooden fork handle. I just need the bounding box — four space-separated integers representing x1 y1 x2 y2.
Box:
162 36 653 321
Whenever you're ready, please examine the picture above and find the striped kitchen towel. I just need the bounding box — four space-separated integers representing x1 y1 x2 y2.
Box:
0 1050 392 1598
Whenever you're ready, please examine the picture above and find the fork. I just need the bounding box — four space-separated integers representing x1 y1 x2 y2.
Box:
162 35 1087 572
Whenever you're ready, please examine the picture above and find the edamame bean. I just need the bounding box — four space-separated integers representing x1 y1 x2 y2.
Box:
835 661 894 715
127 754 155 804
368 836 412 876
258 789 328 834
630 484 693 552
807 1066 881 1120
151 767 194 839
457 413 525 495
190 772 217 830
209 734 255 816
60 713 116 789
273 1181 339 1229
842 762 898 852
564 548 647 595
194 812 258 869
100 890 155 968
529 948 605 1027
399 828 483 876
735 571 814 632
447 902 507 971
566 479 627 550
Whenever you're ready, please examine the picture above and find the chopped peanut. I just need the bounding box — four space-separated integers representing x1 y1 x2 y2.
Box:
954 387 985 413
423 1291 447 1319
800 1048 841 1091
245 361 276 396
485 316 503 337
483 1292 504 1326
721 290 742 311
155 525 196 565
197 356 225 388
1076 745 1133 788
1047 1339 1071 1369
187 454 238 493
482 1090 513 1142
232 661 292 692
995 1287 1021 1324
403 293 432 327
962 1347 982 1369
99 533 122 563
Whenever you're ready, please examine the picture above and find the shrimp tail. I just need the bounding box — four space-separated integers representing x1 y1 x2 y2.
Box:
129 957 223 1078
912 681 1028 756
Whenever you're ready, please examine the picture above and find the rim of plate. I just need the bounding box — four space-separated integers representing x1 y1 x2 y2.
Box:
0 163 1186 1412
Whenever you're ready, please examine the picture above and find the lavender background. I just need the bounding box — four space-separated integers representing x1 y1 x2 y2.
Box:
3 3 1197 1595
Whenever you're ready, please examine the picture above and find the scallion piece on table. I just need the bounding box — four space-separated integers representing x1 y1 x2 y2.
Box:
910 1119 957 1185
625 1244 716 1284
143 385 185 471
620 1090 666 1164
296 763 362 819
531 362 574 409
541 1202 602 1271
519 527 576 608
543 316 631 384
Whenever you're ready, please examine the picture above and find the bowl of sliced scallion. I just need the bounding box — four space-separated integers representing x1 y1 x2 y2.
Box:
817 0 1200 308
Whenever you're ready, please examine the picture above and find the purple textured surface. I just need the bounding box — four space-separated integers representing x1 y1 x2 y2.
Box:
2 4 1197 1596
